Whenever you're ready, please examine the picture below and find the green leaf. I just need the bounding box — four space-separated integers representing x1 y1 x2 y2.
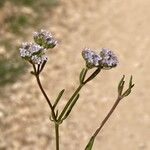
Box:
118 75 125 91
85 136 95 150
79 68 88 84
129 75 134 89
53 89 65 109
118 75 125 96
79 68 85 83
122 88 131 97
84 68 101 84
62 94 80 120
122 76 135 98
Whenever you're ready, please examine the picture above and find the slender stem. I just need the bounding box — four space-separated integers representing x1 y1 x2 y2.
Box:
55 124 60 150
32 64 56 120
93 97 122 138
58 84 84 120
32 64 60 150
36 75 56 120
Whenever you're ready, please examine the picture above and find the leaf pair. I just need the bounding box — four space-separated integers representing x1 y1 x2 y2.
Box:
61 94 80 121
52 89 80 123
79 67 101 84
118 75 134 99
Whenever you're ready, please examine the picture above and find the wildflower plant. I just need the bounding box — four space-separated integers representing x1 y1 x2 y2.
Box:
19 29 134 150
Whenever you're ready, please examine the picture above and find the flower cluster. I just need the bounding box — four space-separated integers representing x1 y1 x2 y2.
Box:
82 48 102 69
19 29 57 65
82 48 118 69
34 29 58 49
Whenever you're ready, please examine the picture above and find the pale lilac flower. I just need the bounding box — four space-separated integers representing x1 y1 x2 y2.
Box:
19 42 44 57
99 48 118 69
82 48 102 69
34 29 57 48
19 42 47 64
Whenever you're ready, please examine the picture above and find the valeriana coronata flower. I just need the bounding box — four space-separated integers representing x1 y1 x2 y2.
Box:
34 29 57 49
19 42 47 64
82 47 118 69
99 48 118 69
82 48 102 69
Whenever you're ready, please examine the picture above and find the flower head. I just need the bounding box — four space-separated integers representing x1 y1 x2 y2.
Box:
82 47 118 69
82 48 102 69
34 29 57 49
19 42 47 64
99 48 118 69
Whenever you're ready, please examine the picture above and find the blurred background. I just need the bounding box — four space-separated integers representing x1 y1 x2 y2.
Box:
0 0 149 150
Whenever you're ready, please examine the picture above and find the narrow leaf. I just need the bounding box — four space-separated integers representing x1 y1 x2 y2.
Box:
85 136 95 150
62 94 80 120
53 89 65 109
82 68 88 82
118 80 125 96
122 89 131 97
80 68 88 84
84 68 101 84
129 76 133 87
131 84 135 88
118 75 125 93
79 68 85 83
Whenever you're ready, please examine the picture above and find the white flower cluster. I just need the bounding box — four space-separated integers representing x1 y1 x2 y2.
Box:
19 42 47 64
19 29 57 65
20 42 43 57
82 48 102 69
34 29 57 49
82 48 118 69
100 48 118 69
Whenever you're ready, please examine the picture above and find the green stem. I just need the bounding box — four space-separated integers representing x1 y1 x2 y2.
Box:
55 124 60 150
58 84 84 121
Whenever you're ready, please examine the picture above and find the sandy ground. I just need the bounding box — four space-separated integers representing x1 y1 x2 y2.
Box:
0 0 150 150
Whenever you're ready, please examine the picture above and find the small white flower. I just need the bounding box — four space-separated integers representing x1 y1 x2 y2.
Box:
19 42 44 58
19 42 47 64
100 48 118 69
82 48 102 69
